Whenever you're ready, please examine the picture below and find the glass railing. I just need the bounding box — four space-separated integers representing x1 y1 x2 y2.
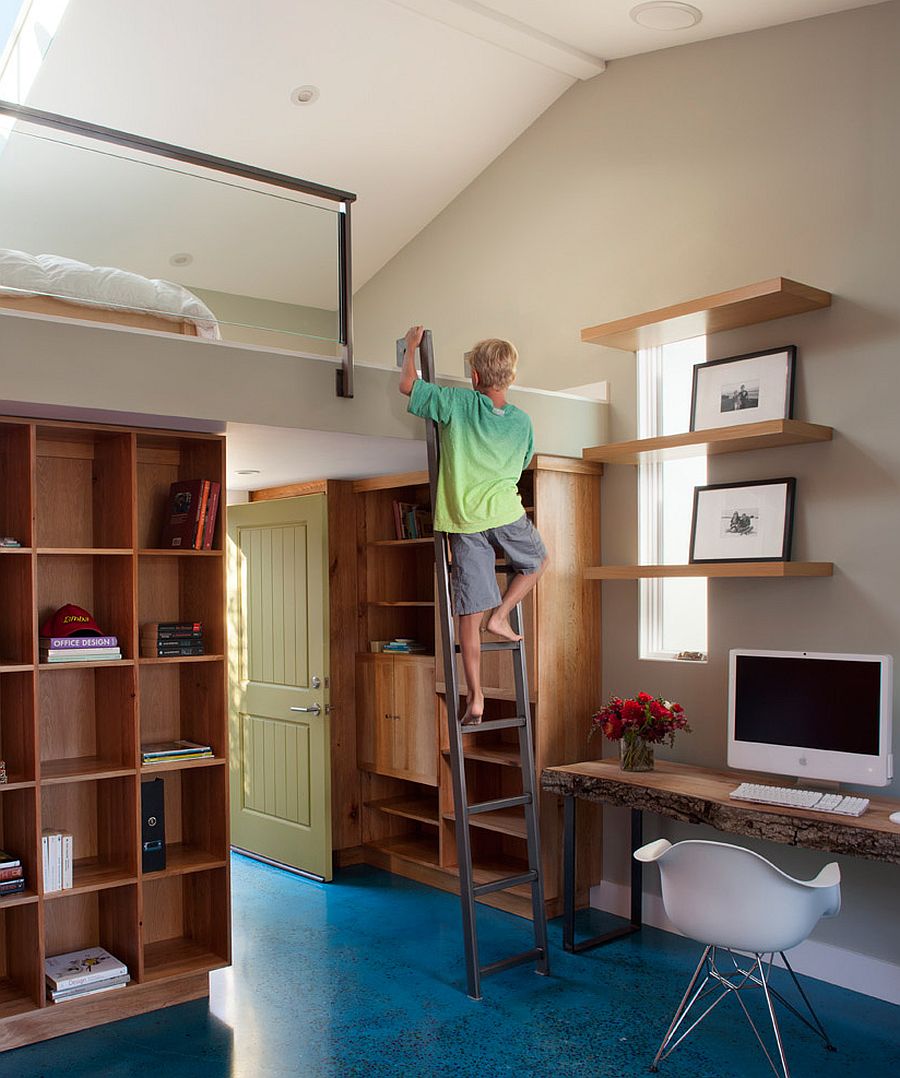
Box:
0 100 356 395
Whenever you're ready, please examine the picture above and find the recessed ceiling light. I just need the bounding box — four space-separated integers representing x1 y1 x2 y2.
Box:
169 252 193 267
235 469 261 476
290 85 320 106
630 2 702 30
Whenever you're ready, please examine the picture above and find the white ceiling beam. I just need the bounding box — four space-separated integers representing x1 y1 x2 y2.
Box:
386 0 606 79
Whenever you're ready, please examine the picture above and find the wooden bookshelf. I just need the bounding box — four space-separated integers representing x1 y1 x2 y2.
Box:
0 416 229 1051
586 562 834 579
581 277 832 351
582 419 833 464
352 458 604 919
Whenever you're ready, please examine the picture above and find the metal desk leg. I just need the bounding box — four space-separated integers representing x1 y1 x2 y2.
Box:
563 795 643 953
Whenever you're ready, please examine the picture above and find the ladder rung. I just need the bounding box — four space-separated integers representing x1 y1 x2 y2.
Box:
472 871 537 898
467 794 531 816
480 948 545 978
460 717 526 733
453 640 521 652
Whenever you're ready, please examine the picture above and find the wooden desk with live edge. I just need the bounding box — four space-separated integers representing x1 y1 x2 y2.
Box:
540 759 900 953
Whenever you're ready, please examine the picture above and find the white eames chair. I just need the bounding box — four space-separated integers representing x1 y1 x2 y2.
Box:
634 838 841 1078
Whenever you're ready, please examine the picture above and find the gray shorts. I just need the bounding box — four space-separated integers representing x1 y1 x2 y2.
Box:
449 515 547 616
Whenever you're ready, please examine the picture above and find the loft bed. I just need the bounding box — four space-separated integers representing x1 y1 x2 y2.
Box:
0 98 357 396
0 247 219 337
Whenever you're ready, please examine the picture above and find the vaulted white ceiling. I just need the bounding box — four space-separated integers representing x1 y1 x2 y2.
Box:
15 0 883 294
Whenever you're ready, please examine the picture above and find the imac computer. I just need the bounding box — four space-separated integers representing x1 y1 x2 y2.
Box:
728 650 894 788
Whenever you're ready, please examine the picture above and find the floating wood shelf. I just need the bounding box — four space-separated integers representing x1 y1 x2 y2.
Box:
40 758 136 784
140 756 227 775
367 600 435 608
581 277 832 351
583 420 833 464
363 835 440 870
586 562 834 580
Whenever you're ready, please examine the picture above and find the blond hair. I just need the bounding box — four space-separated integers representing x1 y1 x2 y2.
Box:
467 338 518 389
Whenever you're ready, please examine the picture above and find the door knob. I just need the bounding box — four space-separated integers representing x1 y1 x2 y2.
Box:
311 675 321 689
290 704 321 715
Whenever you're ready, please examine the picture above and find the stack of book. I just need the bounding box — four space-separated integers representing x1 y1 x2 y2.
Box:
0 759 6 785
141 740 214 766
0 849 25 898
45 947 130 1004
391 500 433 540
160 479 221 549
39 635 121 663
382 638 427 654
41 829 73 893
141 622 204 658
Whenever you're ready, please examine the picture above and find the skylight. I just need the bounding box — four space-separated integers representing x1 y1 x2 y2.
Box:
0 0 70 105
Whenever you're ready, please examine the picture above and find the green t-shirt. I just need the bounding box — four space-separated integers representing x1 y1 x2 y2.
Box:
408 380 534 534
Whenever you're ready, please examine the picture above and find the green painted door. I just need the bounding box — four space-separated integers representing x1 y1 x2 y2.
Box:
228 494 332 879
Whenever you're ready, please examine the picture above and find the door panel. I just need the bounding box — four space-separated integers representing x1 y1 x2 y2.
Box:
392 659 438 786
229 495 331 878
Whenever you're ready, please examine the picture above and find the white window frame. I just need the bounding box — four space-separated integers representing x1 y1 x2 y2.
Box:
637 342 708 663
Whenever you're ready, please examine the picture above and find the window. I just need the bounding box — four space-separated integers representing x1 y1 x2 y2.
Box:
638 337 708 661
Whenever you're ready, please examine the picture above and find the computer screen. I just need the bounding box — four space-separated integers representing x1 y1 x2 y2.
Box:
728 650 893 786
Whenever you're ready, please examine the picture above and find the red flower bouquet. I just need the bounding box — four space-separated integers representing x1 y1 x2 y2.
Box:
590 692 690 771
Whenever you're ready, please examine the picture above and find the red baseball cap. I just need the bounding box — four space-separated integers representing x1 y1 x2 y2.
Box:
40 603 105 637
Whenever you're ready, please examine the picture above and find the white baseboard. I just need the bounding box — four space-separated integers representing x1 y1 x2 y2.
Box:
590 881 900 1006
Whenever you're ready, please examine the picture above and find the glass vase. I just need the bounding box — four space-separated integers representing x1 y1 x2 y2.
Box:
619 731 654 772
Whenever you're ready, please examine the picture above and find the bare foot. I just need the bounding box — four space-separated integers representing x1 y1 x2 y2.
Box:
461 700 484 725
485 611 522 642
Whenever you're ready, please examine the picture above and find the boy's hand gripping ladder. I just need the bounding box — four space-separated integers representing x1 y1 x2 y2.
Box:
397 330 549 1000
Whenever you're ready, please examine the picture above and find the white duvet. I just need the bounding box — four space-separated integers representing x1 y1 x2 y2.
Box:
0 248 220 339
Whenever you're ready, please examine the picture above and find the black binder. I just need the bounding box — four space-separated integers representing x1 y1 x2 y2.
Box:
141 778 166 872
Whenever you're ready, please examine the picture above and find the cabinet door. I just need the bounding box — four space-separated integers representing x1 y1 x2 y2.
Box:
391 658 438 786
356 655 394 773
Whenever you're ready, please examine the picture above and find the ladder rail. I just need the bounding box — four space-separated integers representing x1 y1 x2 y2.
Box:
405 329 548 999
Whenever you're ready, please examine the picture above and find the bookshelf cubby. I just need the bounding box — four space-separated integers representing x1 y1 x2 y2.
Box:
141 766 228 879
0 905 41 1017
0 555 33 667
0 788 38 906
139 661 227 759
39 665 136 782
36 429 134 550
0 416 228 1051
43 886 140 983
0 674 36 783
41 776 137 894
141 868 229 981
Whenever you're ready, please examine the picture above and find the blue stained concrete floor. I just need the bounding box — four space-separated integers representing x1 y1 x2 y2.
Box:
2 853 898 1077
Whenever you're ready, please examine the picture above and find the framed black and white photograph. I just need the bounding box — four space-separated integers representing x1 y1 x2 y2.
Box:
689 478 796 563
690 346 796 432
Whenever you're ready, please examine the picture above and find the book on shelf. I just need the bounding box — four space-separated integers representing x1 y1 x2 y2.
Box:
41 829 72 893
41 648 122 663
0 849 21 870
141 739 213 765
49 974 130 1003
40 635 118 650
141 622 204 657
45 947 129 1000
391 500 433 540
160 479 220 549
382 638 427 654
0 759 6 784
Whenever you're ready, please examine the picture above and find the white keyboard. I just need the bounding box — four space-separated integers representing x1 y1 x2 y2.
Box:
729 782 870 817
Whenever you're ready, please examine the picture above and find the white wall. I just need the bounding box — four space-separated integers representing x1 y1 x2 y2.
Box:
353 2 900 1002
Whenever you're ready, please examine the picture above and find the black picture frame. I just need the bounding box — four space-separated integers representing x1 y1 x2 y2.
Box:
690 346 797 432
689 478 797 564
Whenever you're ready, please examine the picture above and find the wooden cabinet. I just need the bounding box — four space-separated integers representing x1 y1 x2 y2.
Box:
0 417 229 1053
357 654 436 786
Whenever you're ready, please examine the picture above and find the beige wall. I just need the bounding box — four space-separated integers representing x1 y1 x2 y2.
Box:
354 2 900 991
0 311 605 457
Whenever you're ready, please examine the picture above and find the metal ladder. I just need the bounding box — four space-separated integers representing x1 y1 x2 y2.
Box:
398 330 549 1000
